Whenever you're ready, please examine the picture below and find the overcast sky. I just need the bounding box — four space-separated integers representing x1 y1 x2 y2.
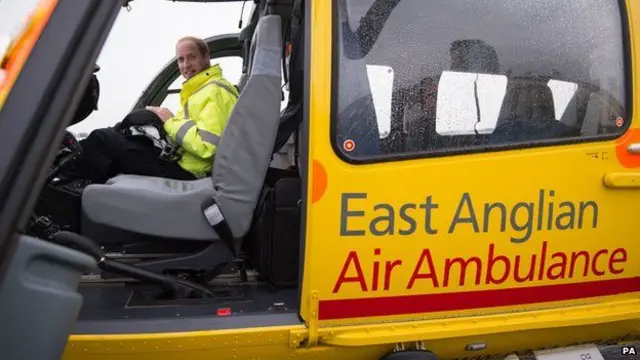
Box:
1 0 252 134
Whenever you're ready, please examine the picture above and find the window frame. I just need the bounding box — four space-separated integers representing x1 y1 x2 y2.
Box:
329 0 634 165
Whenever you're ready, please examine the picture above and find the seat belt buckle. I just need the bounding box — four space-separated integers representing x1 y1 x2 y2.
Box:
202 201 238 258
204 203 224 227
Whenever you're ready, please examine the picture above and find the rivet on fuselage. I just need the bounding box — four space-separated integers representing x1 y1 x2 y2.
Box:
465 342 488 351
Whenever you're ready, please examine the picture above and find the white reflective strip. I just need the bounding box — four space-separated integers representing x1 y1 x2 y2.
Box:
209 80 238 98
175 120 219 147
204 203 224 226
199 130 220 146
251 46 282 77
175 121 195 145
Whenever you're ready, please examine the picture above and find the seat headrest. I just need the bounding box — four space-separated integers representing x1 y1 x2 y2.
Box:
249 15 283 78
450 39 499 74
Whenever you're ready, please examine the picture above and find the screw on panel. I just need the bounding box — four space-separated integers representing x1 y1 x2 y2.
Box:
465 342 488 351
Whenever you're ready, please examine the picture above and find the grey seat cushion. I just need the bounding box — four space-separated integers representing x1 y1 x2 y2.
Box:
82 175 219 241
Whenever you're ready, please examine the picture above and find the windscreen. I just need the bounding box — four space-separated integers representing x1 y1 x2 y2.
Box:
332 0 628 159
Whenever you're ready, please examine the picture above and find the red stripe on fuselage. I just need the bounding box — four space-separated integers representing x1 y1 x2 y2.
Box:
318 277 640 320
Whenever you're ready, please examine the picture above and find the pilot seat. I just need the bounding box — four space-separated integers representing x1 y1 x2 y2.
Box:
74 12 284 282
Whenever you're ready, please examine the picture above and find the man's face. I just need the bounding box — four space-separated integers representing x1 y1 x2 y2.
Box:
176 40 209 80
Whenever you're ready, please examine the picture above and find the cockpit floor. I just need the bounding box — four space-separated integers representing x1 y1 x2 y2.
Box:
73 281 301 335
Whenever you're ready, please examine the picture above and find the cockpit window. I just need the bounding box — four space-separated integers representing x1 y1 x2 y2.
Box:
332 0 628 160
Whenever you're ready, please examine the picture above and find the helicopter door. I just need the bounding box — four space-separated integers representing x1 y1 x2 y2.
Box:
0 1 121 359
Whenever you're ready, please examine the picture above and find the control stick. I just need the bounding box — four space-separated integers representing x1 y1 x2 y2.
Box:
46 131 82 183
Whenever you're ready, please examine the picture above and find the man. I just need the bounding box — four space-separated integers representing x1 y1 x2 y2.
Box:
72 36 238 183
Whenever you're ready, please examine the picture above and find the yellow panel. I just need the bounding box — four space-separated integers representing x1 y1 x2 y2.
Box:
300 0 640 347
299 0 334 324
63 325 390 360
63 317 640 359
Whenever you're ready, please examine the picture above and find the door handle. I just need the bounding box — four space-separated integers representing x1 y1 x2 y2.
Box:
603 142 640 188
628 143 640 154
603 172 640 188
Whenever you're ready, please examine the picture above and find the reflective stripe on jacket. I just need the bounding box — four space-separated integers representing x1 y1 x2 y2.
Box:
163 64 238 178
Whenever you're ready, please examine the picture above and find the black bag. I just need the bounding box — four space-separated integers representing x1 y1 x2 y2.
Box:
113 109 180 162
244 170 301 288
114 109 167 137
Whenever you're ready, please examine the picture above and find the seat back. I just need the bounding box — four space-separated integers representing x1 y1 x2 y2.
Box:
210 13 283 238
581 91 611 136
489 80 570 143
497 80 556 126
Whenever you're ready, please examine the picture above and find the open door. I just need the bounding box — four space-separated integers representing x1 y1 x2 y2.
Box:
0 0 121 359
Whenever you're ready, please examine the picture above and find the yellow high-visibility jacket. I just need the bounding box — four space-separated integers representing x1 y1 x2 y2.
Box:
163 64 238 178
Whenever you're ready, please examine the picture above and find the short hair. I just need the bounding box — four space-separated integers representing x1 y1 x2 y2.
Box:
177 36 209 57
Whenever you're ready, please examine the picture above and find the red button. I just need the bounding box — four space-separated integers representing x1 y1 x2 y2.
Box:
343 139 355 152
